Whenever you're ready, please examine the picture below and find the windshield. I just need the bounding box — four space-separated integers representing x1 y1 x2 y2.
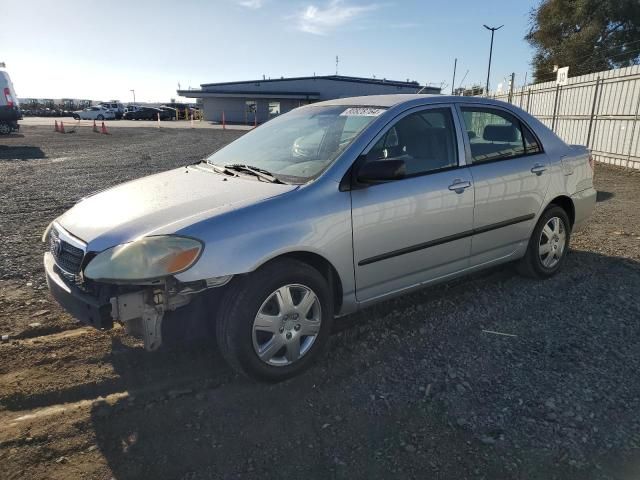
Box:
206 105 385 183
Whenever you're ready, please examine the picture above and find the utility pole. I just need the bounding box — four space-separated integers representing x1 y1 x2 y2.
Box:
130 89 136 105
335 56 339 75
508 72 515 103
451 58 457 95
483 24 503 96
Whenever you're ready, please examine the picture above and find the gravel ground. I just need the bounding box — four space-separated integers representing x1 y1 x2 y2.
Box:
0 126 639 480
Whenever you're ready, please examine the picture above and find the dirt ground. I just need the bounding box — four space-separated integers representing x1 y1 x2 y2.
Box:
1 126 639 480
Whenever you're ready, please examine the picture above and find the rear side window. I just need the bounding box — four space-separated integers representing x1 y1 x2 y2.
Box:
367 108 458 176
461 107 541 163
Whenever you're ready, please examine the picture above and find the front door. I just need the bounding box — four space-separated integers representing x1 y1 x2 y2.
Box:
457 105 551 265
351 106 474 302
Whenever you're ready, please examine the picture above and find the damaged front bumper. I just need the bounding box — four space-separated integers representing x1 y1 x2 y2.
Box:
44 252 200 351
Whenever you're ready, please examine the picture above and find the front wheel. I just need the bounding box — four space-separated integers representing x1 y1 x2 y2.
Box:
216 258 334 382
518 205 571 279
97 114 104 120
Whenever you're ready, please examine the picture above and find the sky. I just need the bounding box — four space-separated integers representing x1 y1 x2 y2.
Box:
2 0 539 102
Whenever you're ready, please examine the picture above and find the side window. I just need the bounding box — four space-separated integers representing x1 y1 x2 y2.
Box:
461 107 541 163
366 108 458 176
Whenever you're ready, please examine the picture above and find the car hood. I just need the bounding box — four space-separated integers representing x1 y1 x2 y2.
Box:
56 164 297 251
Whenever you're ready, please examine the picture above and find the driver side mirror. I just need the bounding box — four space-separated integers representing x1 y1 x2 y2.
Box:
356 159 406 184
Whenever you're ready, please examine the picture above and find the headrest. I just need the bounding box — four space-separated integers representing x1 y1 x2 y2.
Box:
483 124 518 142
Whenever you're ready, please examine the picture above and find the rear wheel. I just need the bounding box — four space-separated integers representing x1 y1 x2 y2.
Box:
518 205 571 279
0 123 11 135
216 258 333 382
97 114 104 120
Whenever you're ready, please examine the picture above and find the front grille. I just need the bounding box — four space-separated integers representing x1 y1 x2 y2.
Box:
50 226 85 275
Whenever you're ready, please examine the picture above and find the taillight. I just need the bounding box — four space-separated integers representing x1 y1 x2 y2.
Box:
3 87 13 108
588 153 594 170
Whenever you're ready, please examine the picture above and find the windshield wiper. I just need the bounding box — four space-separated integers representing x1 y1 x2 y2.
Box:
224 164 285 184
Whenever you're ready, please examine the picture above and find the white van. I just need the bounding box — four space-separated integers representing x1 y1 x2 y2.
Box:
0 64 21 134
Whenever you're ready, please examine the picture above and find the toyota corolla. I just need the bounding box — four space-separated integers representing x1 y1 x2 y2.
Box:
43 95 596 381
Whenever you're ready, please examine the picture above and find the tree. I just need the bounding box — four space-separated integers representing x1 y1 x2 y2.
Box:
526 0 640 82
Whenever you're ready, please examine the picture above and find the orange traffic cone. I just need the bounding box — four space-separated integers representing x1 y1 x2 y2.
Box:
93 120 99 133
100 121 109 134
59 121 65 134
54 120 59 132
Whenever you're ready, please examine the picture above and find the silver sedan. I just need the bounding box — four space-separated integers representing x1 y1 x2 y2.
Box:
43 94 596 381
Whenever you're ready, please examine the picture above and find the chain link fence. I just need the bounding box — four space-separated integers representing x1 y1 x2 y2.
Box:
488 65 640 170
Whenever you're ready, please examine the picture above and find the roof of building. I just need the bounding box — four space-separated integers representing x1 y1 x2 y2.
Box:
308 94 515 108
199 75 428 89
177 89 321 99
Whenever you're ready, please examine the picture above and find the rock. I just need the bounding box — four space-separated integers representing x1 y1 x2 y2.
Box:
405 444 416 453
545 398 556 410
33 310 49 317
456 384 466 394
480 435 496 445
28 322 42 328
456 418 469 428
55 456 68 464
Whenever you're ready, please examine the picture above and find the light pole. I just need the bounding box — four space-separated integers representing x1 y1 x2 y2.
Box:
130 89 136 105
483 24 503 96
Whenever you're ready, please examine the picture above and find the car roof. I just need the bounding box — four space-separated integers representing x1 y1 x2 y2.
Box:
311 94 515 109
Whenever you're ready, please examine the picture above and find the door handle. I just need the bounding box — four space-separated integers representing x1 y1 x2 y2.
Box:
531 164 547 175
448 180 471 193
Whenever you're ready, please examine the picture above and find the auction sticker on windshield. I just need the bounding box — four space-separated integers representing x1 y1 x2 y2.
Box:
340 107 386 117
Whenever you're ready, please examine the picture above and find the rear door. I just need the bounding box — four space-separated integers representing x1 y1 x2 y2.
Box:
456 104 550 265
351 105 474 302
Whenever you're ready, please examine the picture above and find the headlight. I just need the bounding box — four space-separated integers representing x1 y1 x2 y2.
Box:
84 236 203 282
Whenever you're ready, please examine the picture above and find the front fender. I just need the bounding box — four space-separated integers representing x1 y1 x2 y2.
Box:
173 179 356 302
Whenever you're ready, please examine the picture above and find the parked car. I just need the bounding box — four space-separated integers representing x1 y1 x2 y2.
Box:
43 95 596 381
0 65 21 134
98 102 125 119
122 107 162 120
72 106 116 121
158 106 176 120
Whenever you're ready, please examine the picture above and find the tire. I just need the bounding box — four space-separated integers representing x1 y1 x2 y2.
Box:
0 123 11 135
518 205 571 279
216 258 334 382
97 114 104 120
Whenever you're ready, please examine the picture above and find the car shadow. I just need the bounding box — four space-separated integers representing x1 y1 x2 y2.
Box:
0 145 47 161
87 250 640 479
596 191 615 202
